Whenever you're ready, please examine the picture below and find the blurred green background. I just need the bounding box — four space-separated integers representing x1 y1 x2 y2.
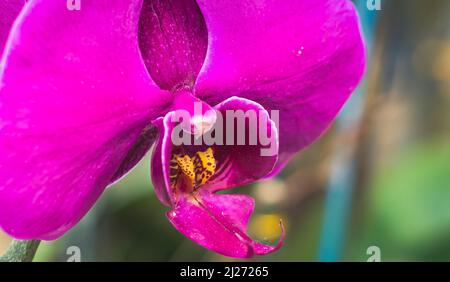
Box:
1 0 449 261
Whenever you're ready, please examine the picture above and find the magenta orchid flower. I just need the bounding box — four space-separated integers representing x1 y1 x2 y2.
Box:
0 0 365 258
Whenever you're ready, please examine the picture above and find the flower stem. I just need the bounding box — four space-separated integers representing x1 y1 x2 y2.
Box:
0 240 41 262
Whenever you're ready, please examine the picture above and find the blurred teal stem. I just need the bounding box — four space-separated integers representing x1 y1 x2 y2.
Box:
317 0 377 261
0 240 41 262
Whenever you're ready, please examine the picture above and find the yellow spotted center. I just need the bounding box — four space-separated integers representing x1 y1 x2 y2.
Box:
169 147 216 191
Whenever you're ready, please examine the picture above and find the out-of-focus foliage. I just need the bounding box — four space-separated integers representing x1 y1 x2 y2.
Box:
349 142 450 261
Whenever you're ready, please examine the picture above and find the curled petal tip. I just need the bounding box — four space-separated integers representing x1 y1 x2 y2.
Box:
253 218 285 256
167 194 284 258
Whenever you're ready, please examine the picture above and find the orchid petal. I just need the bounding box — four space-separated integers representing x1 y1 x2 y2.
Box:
195 0 366 172
110 125 158 184
0 0 170 239
0 0 24 56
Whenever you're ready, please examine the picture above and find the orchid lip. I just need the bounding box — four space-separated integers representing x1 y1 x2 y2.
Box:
169 146 217 196
151 95 283 257
153 94 281 205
